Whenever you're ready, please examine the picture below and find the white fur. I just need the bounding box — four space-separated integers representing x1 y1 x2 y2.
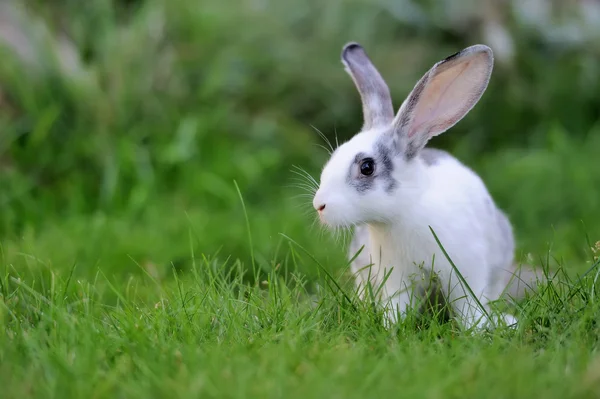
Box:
315 131 515 328
313 43 518 329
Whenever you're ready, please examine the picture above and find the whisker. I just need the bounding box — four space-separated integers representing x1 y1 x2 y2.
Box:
287 176 318 189
289 175 318 190
290 169 318 186
287 184 317 196
292 164 317 179
310 217 320 232
338 223 352 249
310 124 334 154
290 199 314 212
317 224 326 242
333 227 341 246
301 209 316 218
291 165 320 189
290 193 316 199
291 196 315 207
335 226 346 247
286 177 316 186
313 143 332 155
287 178 317 189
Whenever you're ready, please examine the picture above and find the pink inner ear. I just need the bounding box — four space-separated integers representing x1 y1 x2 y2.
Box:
407 55 489 140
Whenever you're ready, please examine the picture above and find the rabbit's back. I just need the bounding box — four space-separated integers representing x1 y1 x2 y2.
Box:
419 148 512 264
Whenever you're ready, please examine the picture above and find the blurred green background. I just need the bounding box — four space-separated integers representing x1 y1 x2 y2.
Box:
1 0 599 288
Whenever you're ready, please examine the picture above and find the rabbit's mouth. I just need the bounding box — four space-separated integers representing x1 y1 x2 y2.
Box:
317 209 335 227
316 206 360 229
316 208 338 228
313 187 364 228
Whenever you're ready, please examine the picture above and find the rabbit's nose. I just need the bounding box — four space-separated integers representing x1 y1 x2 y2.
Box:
313 192 325 211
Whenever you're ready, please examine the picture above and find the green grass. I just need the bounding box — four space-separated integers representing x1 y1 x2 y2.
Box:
2 228 600 398
2 0 600 397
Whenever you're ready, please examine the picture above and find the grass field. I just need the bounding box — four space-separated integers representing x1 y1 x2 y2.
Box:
2 228 600 398
2 1 600 398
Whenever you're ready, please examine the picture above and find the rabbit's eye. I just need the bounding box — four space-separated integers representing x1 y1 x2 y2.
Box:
360 158 375 176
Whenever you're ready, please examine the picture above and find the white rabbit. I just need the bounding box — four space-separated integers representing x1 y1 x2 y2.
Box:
312 42 541 329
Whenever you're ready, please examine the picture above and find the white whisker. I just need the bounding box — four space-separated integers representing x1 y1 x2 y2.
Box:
287 182 317 194
310 124 334 154
291 165 320 188
313 143 332 155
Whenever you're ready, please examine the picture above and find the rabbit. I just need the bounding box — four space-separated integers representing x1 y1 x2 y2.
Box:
312 42 543 329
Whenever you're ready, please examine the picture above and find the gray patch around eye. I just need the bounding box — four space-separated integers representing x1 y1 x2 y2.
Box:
346 142 398 194
349 174 375 193
348 151 374 193
353 152 367 164
420 148 451 166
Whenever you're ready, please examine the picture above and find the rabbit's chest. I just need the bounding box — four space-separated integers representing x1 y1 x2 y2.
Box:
368 226 441 274
367 214 489 285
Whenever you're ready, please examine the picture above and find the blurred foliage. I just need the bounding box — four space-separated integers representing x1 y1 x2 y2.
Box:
0 0 599 282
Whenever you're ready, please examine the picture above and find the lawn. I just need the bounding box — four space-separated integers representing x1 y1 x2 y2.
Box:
2 219 600 398
2 1 600 398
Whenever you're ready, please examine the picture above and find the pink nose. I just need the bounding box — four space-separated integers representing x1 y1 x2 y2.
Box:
317 204 326 212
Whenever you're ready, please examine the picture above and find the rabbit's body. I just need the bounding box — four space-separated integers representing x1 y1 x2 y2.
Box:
312 42 539 329
347 147 516 327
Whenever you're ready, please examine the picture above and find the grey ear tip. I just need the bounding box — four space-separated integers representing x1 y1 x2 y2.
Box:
341 42 364 61
441 44 494 66
343 42 362 51
468 44 494 59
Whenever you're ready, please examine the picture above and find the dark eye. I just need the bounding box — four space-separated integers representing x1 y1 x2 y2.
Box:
360 158 375 176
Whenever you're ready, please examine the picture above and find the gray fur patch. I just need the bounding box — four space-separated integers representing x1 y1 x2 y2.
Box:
405 131 432 160
346 141 398 194
415 274 452 322
347 152 373 193
394 74 430 160
353 152 367 164
341 43 395 130
420 148 450 166
376 141 397 193
396 76 427 134
441 50 462 64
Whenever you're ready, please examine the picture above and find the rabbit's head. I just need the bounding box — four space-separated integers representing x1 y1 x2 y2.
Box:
313 43 494 227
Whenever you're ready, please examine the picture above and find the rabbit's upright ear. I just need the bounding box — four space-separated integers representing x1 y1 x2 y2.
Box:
393 45 494 158
342 43 394 131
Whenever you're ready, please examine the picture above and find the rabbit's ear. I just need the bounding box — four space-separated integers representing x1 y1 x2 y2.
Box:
342 43 394 131
393 45 494 158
